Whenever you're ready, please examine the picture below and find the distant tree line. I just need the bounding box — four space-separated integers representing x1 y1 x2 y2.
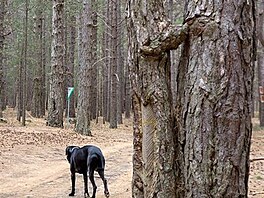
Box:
0 0 131 133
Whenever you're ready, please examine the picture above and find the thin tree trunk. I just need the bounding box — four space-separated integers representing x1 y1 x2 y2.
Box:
75 0 92 136
63 11 68 111
101 1 107 124
22 0 29 126
17 42 24 122
32 0 44 118
47 0 65 128
42 15 46 115
67 15 76 118
116 0 123 124
257 0 264 126
109 0 118 128
91 1 97 120
102 1 108 123
105 0 111 123
0 0 5 118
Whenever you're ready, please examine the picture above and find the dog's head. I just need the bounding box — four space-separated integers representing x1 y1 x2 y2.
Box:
65 146 79 163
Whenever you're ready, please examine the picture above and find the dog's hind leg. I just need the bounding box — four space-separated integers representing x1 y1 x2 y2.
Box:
98 170 110 197
89 170 97 198
69 173 76 196
83 173 89 198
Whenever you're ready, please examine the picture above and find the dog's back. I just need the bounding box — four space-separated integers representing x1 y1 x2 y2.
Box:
67 145 106 172
82 145 105 171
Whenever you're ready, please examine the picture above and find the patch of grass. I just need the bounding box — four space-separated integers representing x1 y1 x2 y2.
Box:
256 175 264 180
252 124 264 132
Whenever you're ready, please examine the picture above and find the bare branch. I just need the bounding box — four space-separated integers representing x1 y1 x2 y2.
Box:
140 23 189 56
250 157 264 162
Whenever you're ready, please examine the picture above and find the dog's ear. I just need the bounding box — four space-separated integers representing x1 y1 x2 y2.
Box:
65 146 79 155
66 146 73 155
66 146 75 163
66 146 70 155
65 146 79 163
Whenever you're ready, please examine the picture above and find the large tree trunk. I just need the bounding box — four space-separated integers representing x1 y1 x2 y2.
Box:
47 0 65 128
128 0 255 197
127 1 176 196
175 1 255 197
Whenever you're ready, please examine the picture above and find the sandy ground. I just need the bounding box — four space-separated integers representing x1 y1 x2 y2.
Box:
0 108 263 198
249 119 264 197
0 109 132 198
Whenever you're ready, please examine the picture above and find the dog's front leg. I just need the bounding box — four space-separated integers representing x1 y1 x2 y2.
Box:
69 172 76 196
83 173 89 198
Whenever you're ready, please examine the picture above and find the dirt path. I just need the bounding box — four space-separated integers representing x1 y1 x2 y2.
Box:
0 144 132 198
0 110 132 198
0 109 263 198
249 121 264 198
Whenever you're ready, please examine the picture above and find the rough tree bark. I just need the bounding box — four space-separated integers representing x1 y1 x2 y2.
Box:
127 9 143 196
47 0 65 128
75 0 92 136
128 0 255 197
174 1 255 197
127 1 178 196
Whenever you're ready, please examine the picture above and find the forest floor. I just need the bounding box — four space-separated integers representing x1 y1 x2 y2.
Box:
0 108 263 198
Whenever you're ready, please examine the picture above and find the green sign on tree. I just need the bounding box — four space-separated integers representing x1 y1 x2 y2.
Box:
67 87 74 100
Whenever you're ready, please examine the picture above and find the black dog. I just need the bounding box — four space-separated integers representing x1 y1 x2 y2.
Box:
66 145 110 198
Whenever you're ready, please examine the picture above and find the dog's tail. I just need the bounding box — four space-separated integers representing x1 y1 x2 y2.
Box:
89 153 105 171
